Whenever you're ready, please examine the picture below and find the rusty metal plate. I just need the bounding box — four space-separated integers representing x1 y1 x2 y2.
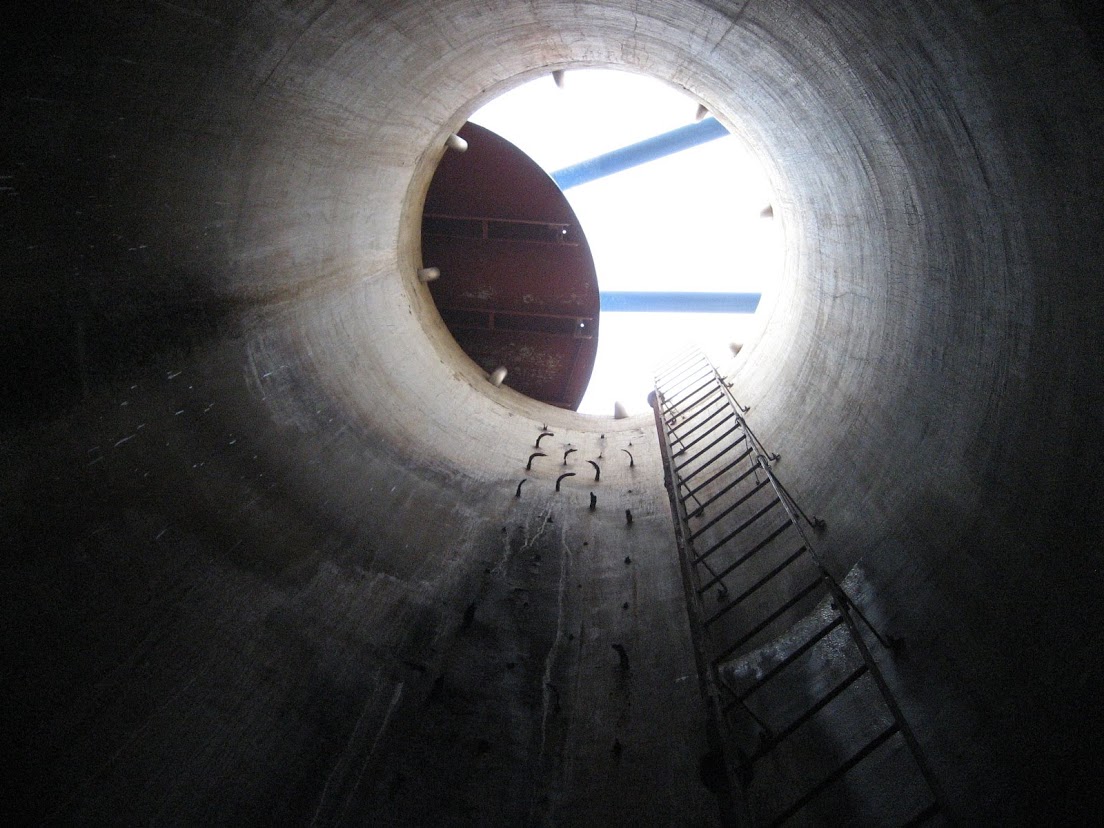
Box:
423 122 599 410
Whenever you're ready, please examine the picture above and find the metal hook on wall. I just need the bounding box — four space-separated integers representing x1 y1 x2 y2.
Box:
555 472 576 492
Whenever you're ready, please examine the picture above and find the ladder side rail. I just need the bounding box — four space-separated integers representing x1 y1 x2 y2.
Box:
652 386 751 827
709 374 826 532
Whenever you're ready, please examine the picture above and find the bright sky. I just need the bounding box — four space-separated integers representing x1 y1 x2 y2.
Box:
471 70 782 416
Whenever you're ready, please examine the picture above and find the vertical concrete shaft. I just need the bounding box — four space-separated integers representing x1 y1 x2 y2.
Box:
2 0 1103 823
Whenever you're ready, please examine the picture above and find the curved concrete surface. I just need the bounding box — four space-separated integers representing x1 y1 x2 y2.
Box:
3 1 1103 823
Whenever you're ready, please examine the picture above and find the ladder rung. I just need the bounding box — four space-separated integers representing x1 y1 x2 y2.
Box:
681 435 748 486
663 365 716 402
655 349 703 379
661 370 713 404
699 522 796 599
666 392 725 432
688 477 771 541
750 663 869 762
664 384 719 427
655 347 706 378
702 543 806 607
684 445 753 498
669 399 727 442
655 346 705 375
694 497 783 564
660 379 708 415
712 578 824 662
674 413 736 462
769 723 901 826
691 462 760 515
731 615 845 701
661 378 713 414
675 423 740 472
669 407 727 455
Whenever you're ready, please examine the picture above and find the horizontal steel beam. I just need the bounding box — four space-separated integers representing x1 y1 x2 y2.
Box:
552 117 730 189
600 291 760 313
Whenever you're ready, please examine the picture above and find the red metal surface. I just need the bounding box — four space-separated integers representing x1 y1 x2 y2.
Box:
422 122 599 409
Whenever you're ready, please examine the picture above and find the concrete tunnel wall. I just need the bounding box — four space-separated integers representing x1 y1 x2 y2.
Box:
3 0 1104 823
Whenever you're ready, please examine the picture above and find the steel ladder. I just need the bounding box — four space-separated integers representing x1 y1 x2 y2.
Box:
652 348 945 826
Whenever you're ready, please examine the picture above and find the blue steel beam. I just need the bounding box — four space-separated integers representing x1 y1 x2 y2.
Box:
599 292 760 314
551 117 729 190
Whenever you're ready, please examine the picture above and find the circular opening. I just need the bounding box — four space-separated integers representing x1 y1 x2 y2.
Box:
421 69 783 417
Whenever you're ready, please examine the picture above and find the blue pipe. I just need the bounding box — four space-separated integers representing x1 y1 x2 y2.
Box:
599 292 760 314
551 117 729 190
